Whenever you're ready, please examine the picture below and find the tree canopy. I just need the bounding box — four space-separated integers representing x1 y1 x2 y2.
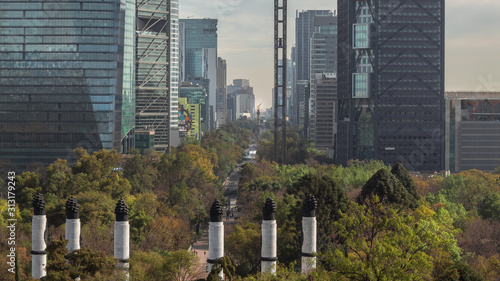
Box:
357 168 418 209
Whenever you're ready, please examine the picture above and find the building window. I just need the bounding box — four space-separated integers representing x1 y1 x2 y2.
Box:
353 73 371 98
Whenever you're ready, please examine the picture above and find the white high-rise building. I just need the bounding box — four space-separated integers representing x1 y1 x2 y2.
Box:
170 0 180 147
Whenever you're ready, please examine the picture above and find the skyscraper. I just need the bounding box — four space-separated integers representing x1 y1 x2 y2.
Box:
135 0 178 152
336 0 445 171
295 10 334 82
293 10 334 128
179 18 218 130
0 0 136 168
216 57 227 127
309 15 338 142
169 0 180 147
314 73 337 156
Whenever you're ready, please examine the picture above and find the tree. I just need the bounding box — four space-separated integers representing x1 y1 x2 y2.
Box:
478 192 500 221
256 128 326 165
129 210 153 243
66 247 115 279
207 256 236 281
475 255 500 281
14 171 43 210
333 160 390 191
327 199 460 281
44 159 73 198
246 178 282 192
391 162 420 203
158 250 199 281
76 191 116 225
438 170 500 211
129 250 199 281
455 262 485 281
357 168 417 209
493 165 500 175
45 239 115 280
289 174 350 250
225 223 261 277
139 216 192 251
123 149 159 193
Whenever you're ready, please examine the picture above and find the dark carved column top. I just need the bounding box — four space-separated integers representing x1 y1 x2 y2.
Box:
303 194 317 217
263 197 276 221
115 198 129 222
32 193 46 216
210 199 223 222
65 196 79 219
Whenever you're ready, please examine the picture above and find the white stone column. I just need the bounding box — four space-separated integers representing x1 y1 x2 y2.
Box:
261 198 277 275
65 219 81 252
207 199 224 280
32 194 47 279
301 194 317 275
301 217 317 273
65 196 81 281
114 198 130 281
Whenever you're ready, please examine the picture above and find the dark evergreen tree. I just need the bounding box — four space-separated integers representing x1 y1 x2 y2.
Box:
455 262 485 281
357 168 417 209
289 174 350 250
207 256 236 281
391 162 420 204
478 192 500 221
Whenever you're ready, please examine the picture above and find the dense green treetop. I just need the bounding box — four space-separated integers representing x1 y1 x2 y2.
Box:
391 162 420 203
357 168 418 209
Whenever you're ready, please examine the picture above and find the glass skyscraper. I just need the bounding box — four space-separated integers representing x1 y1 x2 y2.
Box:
309 15 337 142
135 0 179 151
295 10 333 82
336 0 445 171
179 18 218 130
0 0 136 168
293 10 333 127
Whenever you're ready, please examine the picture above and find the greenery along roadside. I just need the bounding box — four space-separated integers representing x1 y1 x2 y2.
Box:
230 159 500 280
3 120 500 279
0 122 253 280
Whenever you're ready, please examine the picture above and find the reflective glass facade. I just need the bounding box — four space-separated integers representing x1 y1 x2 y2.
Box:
337 0 445 171
309 16 337 141
179 18 217 130
295 10 333 82
135 0 171 151
0 0 135 168
293 10 333 128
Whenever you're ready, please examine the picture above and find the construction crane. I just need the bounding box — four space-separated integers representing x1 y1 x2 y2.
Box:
274 0 287 165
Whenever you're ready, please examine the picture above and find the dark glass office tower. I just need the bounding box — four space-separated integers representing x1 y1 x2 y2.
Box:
336 0 445 171
0 0 136 168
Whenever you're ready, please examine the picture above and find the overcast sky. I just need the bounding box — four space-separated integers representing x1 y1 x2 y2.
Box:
180 0 500 109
